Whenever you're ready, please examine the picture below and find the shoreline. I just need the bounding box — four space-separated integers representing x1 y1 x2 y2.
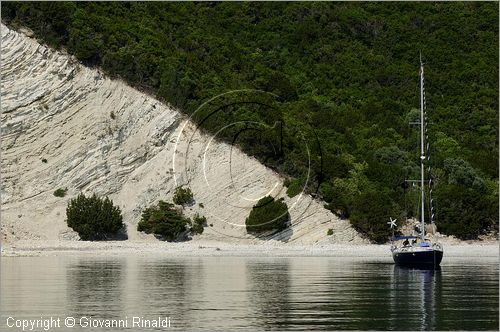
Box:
1 240 498 258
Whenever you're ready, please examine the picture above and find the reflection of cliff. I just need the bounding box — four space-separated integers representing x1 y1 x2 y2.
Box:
0 24 365 246
0 257 70 318
1 257 498 330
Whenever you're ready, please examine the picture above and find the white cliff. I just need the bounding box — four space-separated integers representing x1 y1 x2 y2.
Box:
0 24 367 246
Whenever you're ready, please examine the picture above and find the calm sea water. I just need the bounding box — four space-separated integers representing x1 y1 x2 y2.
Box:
0 255 498 331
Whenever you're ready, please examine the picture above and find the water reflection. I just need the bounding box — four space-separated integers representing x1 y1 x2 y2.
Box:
1 256 497 331
136 259 189 321
389 266 441 330
436 263 498 330
246 259 292 330
66 258 125 319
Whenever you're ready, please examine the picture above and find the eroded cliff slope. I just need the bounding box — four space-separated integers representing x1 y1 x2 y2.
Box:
1 24 367 246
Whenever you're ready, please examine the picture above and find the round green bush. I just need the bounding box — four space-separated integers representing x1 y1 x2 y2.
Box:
246 196 290 234
285 178 302 198
53 188 68 197
138 200 191 241
66 193 124 240
173 186 194 206
191 214 207 235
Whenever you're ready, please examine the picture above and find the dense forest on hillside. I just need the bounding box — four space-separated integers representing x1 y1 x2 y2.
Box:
3 2 498 242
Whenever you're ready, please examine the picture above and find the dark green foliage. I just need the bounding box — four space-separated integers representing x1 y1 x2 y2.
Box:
173 186 194 206
53 188 67 197
350 191 400 244
41 158 47 163
443 158 485 191
285 178 302 198
323 162 373 219
434 184 497 240
191 214 207 235
138 200 191 241
327 228 334 236
4 2 497 241
246 196 290 234
66 193 124 240
198 202 204 208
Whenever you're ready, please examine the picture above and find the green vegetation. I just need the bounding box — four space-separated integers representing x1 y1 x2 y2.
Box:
53 188 68 197
173 186 194 206
350 191 400 244
138 200 191 241
138 201 208 239
432 159 498 239
4 2 497 241
191 214 207 235
246 196 290 234
327 228 334 236
285 178 302 198
66 193 124 240
41 158 47 163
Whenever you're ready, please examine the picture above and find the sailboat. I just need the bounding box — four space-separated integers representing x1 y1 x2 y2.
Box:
389 56 443 268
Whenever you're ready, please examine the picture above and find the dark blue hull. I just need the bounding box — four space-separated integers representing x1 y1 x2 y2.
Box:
393 249 443 268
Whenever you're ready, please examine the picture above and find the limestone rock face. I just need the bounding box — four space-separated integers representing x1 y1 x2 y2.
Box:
0 24 368 245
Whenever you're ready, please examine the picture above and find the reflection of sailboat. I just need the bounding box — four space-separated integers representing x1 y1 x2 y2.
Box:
390 265 441 330
390 56 443 268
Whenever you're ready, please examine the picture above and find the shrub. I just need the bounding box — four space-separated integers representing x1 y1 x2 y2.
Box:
138 200 191 241
110 111 116 119
443 158 485 191
173 186 194 206
2 1 498 243
66 193 124 240
41 158 48 163
198 202 204 208
434 184 497 240
191 214 207 235
246 196 290 234
53 188 68 197
350 191 397 244
285 178 302 198
327 228 333 236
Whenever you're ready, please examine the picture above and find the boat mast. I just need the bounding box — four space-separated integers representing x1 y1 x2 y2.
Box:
419 54 426 242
